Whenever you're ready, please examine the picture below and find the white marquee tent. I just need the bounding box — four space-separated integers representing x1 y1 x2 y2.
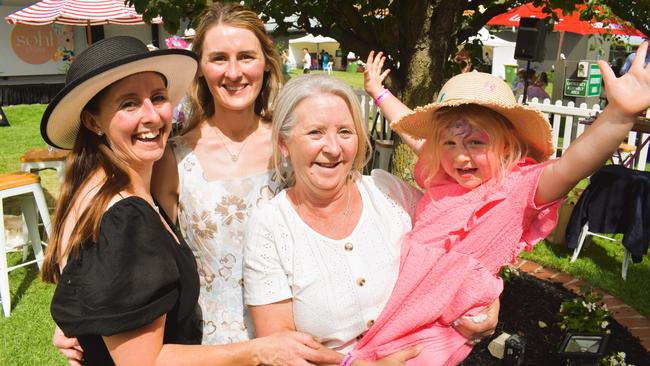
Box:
288 33 339 68
468 28 517 80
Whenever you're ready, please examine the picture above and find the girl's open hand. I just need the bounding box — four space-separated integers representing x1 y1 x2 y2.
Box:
365 51 391 99
601 41 650 118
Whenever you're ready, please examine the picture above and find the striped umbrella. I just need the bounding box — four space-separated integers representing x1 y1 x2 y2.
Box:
5 0 162 43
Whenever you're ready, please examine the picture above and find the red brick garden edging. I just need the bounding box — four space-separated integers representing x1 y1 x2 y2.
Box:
513 258 650 351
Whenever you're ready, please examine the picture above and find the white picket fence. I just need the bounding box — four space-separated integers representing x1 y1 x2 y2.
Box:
356 89 649 172
527 97 649 171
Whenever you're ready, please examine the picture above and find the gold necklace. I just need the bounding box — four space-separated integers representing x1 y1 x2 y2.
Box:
215 127 255 162
331 182 352 234
295 180 352 236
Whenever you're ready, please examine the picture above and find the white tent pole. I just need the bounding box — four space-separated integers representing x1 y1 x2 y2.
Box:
556 31 565 62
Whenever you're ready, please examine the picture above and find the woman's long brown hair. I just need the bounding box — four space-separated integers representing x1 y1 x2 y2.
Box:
41 91 132 284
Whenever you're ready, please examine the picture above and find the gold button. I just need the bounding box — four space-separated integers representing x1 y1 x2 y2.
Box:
367 319 375 328
344 242 353 251
356 277 366 286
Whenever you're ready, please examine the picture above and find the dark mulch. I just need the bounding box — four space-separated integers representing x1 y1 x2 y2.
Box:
460 272 650 365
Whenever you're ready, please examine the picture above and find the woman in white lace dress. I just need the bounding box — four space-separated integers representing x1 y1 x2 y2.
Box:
152 3 283 345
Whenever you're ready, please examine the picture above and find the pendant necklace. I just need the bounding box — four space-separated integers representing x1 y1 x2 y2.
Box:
297 180 352 236
216 127 254 162
331 182 352 234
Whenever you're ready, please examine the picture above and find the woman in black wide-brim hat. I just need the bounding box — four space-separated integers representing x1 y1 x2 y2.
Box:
41 36 340 366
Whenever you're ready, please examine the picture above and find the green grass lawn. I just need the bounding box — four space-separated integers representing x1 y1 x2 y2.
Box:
0 104 48 173
288 68 365 90
1 105 67 365
522 238 650 318
1 82 649 364
0 252 63 366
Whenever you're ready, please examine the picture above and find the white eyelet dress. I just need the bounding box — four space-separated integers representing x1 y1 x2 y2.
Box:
170 136 281 345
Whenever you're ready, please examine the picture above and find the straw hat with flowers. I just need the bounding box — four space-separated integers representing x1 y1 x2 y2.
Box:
391 72 554 162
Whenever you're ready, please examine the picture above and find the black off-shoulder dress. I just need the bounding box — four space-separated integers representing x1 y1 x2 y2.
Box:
51 197 202 366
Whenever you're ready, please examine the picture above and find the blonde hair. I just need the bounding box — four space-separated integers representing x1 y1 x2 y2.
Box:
420 104 528 186
272 74 372 186
182 2 282 134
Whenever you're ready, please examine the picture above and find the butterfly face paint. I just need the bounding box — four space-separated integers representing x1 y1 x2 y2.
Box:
449 118 472 138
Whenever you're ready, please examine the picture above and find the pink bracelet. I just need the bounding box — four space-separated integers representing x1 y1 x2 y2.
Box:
341 353 357 366
373 88 391 106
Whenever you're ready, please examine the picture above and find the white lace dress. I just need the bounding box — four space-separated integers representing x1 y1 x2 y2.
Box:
170 136 281 345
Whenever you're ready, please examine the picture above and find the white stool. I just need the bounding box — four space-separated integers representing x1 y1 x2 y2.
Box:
20 148 68 183
0 173 51 317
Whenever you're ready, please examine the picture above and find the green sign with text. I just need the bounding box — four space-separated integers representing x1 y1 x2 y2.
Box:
564 79 587 97
587 64 601 96
564 63 602 97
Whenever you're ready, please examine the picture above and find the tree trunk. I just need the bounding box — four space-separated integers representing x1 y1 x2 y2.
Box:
391 1 466 183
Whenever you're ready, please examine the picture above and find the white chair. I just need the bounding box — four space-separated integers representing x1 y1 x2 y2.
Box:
0 172 51 317
570 223 632 280
567 165 650 280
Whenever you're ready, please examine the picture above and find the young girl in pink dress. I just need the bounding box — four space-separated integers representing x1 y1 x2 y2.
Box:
345 44 650 366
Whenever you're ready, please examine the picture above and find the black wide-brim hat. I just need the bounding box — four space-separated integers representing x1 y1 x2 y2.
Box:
41 35 198 149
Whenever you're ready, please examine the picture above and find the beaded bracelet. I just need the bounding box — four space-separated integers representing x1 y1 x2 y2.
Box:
373 88 391 106
340 353 357 366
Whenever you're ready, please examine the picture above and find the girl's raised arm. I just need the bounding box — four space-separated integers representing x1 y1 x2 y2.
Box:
535 42 650 205
365 51 425 153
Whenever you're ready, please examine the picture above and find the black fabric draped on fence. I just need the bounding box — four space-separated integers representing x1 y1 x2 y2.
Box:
0 84 65 106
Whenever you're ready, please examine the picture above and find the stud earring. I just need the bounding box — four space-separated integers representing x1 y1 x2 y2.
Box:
97 130 104 136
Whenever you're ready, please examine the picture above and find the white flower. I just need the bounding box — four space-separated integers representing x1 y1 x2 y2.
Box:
184 28 196 37
582 301 597 312
601 320 609 328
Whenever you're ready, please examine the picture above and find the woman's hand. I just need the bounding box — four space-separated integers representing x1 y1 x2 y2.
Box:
352 346 421 366
252 331 343 366
452 298 500 346
601 41 650 119
364 51 391 99
53 326 84 366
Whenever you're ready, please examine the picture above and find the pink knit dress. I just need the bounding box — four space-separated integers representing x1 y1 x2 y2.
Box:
350 157 560 365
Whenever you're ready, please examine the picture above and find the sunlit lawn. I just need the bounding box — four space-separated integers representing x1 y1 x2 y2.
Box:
0 104 67 365
288 68 366 90
1 71 649 364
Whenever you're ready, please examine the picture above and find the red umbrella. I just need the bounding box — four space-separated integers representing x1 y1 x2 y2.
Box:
5 0 162 44
488 2 644 37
